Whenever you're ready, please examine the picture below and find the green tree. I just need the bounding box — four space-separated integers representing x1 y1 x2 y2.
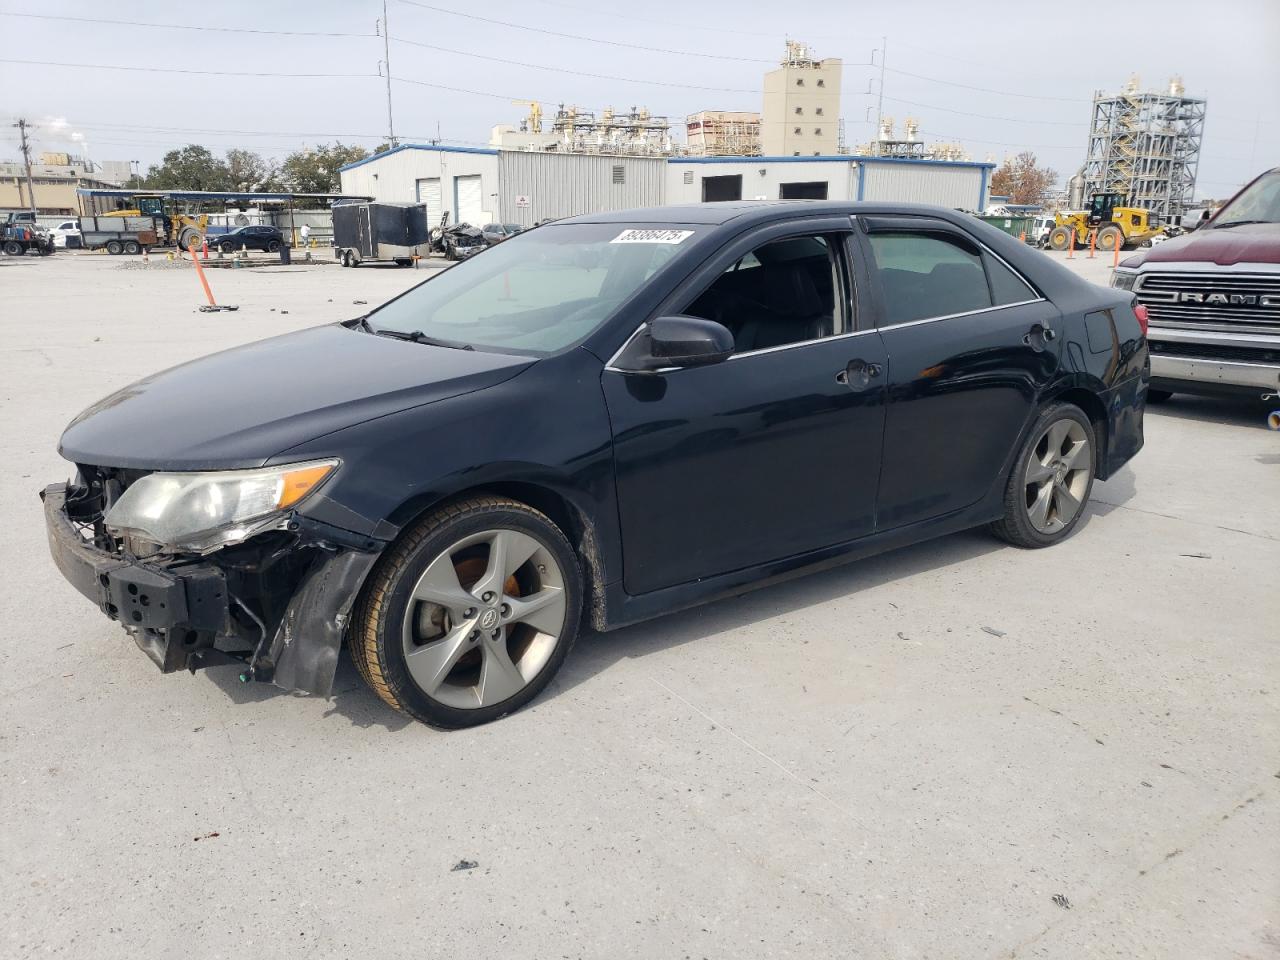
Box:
277 143 369 193
225 148 274 191
989 151 1058 206
143 145 232 191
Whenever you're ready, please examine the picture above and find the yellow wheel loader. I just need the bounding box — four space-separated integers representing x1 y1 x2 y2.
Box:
1047 193 1164 252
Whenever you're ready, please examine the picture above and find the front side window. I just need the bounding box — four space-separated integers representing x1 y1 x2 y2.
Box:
681 234 846 354
868 232 992 324
367 223 698 355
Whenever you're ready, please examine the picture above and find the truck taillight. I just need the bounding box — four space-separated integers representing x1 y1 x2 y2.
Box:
1133 303 1149 335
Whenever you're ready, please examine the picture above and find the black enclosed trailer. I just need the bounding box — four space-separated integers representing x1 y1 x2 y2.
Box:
333 201 431 267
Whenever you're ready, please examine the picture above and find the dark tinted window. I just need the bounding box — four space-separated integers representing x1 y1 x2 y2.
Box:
985 252 1036 305
683 234 844 354
868 233 990 324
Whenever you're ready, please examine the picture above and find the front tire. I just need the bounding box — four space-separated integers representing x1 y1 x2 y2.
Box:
990 403 1096 548
351 496 583 729
1047 226 1075 251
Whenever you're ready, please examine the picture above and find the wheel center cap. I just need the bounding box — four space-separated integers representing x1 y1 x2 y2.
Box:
478 608 500 631
1053 461 1067 483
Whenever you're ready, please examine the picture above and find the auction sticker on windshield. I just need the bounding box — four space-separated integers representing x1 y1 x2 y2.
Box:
611 229 695 244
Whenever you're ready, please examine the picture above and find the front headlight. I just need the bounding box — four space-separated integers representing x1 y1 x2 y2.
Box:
1111 269 1137 291
105 459 338 553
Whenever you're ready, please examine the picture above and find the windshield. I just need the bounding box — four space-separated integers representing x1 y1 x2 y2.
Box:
1213 170 1280 226
366 222 700 354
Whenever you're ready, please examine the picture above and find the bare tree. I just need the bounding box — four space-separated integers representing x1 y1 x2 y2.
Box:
989 152 1059 205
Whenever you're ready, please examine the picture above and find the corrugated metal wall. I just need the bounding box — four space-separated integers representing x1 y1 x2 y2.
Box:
497 153 665 226
859 162 984 209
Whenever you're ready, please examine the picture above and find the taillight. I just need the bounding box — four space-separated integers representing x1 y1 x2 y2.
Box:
1133 303 1149 335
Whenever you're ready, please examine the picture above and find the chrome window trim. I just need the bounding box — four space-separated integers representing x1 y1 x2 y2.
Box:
874 297 1047 333
603 327 879 374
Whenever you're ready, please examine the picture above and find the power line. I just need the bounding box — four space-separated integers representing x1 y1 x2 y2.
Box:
393 37 762 93
884 66 1089 103
0 57 377 80
394 0 774 62
881 95 1086 127
0 11 374 38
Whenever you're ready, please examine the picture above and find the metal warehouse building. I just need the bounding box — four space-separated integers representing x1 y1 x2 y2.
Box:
339 145 993 227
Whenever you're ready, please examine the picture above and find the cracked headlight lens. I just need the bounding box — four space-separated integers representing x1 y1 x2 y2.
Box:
105 459 338 553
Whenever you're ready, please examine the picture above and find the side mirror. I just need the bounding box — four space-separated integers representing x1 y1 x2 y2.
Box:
640 315 735 370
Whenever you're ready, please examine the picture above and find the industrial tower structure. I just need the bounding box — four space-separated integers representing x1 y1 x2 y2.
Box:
1082 76 1206 220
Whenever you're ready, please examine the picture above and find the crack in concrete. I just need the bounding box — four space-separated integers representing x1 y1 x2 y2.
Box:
1092 498 1278 542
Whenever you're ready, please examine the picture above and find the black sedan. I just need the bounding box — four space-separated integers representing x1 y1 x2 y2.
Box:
42 202 1149 729
216 225 285 253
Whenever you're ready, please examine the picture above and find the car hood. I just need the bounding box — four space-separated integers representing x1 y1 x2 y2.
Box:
1124 222 1280 267
60 324 535 470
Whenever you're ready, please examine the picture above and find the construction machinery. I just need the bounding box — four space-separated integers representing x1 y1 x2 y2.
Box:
1047 192 1164 251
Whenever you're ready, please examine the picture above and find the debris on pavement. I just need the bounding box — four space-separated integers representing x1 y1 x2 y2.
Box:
193 831 220 842
981 626 1007 637
1051 894 1071 909
451 859 479 872
1179 552 1212 559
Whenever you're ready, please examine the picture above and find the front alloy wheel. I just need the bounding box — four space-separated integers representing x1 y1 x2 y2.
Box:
351 496 582 728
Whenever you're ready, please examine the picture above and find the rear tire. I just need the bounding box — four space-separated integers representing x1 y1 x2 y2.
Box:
990 403 1096 548
1146 388 1174 404
105 240 123 255
267 239 281 252
350 496 583 729
2 240 22 256
124 240 141 255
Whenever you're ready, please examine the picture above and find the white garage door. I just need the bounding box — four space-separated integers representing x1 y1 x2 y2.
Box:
417 178 442 228
455 175 483 226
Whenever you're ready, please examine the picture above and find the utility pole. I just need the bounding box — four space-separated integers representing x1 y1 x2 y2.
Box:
12 118 38 215
379 0 397 148
873 37 887 157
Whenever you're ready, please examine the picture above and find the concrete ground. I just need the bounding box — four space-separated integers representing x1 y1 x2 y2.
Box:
1 250 1277 959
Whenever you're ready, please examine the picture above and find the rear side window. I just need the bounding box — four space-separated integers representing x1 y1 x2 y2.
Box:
985 252 1037 305
868 233 990 324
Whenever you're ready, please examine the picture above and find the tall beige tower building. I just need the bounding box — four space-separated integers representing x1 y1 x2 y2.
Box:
761 41 842 156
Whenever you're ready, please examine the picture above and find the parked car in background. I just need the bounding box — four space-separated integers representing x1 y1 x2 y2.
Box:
41 202 1148 730
1113 166 1280 403
50 220 83 249
481 223 525 244
217 225 285 253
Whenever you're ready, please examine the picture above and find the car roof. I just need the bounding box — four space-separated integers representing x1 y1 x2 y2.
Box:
559 200 973 227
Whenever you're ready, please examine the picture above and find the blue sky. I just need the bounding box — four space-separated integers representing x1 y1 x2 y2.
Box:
2 0 1277 198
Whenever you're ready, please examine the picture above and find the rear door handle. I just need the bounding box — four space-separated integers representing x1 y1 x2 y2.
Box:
1022 323 1057 350
836 358 882 388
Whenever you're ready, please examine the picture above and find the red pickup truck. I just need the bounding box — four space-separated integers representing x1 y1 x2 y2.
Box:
1111 168 1279 405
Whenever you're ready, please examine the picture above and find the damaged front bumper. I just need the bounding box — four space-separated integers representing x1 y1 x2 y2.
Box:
41 482 382 697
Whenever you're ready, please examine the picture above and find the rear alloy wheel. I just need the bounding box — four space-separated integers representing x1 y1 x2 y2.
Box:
990 403 1095 548
267 239 281 252
351 496 582 728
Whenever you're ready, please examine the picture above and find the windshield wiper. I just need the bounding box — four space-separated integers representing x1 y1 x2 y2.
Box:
372 328 474 350
1213 219 1272 229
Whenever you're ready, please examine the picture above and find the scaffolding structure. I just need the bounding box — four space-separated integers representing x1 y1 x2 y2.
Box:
1082 76 1206 220
685 111 762 157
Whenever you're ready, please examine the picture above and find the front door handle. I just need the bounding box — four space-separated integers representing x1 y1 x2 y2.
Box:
836 358 883 389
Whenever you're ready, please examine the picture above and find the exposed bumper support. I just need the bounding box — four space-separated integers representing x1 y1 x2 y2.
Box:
42 482 382 698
